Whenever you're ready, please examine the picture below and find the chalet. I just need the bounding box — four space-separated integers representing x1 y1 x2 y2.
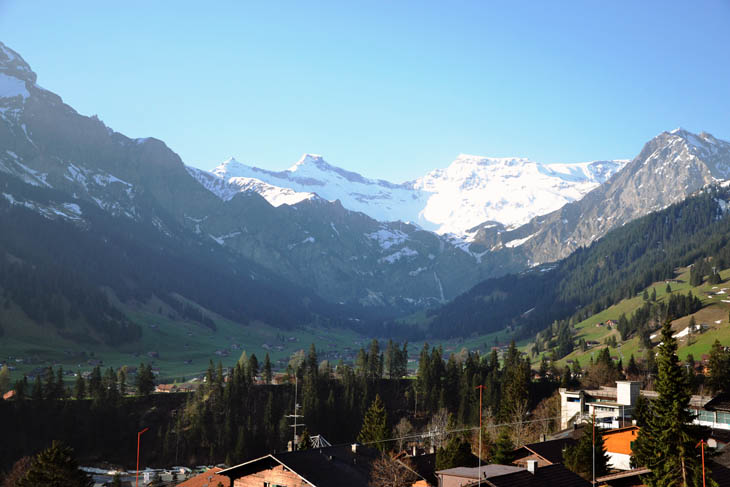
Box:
218 444 379 487
602 426 639 470
177 466 230 487
155 384 178 393
438 462 590 487
512 437 576 468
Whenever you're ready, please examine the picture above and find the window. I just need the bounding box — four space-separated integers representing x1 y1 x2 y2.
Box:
718 411 730 425
567 397 580 403
698 410 715 423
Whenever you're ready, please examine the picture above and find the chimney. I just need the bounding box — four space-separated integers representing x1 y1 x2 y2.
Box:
527 460 538 475
412 445 417 457
540 433 546 442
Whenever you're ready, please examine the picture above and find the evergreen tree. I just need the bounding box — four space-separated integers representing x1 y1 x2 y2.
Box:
666 283 672 294
31 375 42 402
17 441 92 487
74 374 86 400
136 363 155 397
631 319 705 487
492 429 514 465
88 366 102 400
248 353 259 379
707 340 730 394
358 394 388 452
263 353 272 384
651 288 657 302
627 354 640 379
564 420 610 480
436 436 473 470
118 367 127 396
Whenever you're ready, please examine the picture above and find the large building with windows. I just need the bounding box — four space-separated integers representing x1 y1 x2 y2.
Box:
559 382 730 431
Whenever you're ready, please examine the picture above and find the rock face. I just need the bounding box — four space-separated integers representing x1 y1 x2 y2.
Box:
469 129 730 266
2 39 729 313
194 153 625 236
0 41 525 310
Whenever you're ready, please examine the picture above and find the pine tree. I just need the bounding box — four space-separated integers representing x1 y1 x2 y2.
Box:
436 436 473 470
17 441 92 487
492 429 514 465
666 283 672 294
631 319 705 486
263 353 272 384
74 374 86 400
136 363 155 397
564 420 611 480
707 340 730 394
358 394 388 452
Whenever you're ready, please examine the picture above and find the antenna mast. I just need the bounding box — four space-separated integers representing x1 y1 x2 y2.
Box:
286 375 305 449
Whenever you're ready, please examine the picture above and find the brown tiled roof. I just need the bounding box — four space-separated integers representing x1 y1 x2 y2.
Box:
176 467 230 487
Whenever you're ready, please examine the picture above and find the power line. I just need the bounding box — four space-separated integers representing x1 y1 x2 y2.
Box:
357 411 622 448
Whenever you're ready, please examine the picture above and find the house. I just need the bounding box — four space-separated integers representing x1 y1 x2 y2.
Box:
560 380 728 432
155 384 178 393
512 437 576 468
3 390 16 401
440 462 590 487
698 392 730 430
176 467 230 487
602 426 639 470
218 444 378 486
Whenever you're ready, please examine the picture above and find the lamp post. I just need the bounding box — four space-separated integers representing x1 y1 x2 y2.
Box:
136 427 149 487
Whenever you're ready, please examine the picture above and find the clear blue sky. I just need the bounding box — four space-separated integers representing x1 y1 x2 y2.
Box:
1 1 729 181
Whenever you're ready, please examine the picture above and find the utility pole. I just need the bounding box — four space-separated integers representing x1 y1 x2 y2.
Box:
476 385 486 487
286 375 304 450
592 409 596 486
696 439 707 487
136 427 149 487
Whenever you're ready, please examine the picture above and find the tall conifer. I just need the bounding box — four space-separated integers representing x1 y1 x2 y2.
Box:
631 319 705 486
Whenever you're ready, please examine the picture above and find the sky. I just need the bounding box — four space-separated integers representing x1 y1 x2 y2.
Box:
1 1 729 182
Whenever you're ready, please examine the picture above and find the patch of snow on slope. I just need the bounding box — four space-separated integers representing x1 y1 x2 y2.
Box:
366 227 408 250
0 73 29 100
379 247 418 263
504 233 535 248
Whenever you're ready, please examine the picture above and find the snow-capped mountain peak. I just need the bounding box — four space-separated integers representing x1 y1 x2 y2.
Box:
190 151 627 235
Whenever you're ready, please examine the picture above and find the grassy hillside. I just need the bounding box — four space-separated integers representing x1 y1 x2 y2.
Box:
527 266 730 368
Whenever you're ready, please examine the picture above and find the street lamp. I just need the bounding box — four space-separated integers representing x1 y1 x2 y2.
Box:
136 427 149 487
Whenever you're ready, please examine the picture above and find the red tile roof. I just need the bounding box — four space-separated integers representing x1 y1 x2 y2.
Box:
176 467 230 487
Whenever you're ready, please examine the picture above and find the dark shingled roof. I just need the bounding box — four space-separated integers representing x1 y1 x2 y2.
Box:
218 445 379 487
513 438 577 464
467 464 591 487
404 452 437 486
705 393 730 412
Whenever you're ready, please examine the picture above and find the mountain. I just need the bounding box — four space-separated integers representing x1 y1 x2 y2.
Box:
192 153 626 235
468 128 730 266
422 184 730 339
0 41 364 346
0 40 525 318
